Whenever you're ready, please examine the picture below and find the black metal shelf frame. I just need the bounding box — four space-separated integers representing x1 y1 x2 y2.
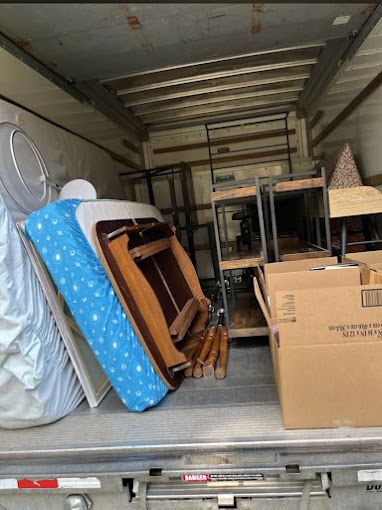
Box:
264 167 332 261
126 162 198 268
211 176 268 335
205 112 293 185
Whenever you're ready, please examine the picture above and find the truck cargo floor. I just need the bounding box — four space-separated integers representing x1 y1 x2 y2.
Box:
1 341 382 469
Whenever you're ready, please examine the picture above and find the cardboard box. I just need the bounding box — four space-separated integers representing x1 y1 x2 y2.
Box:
344 250 382 268
264 256 342 318
343 251 382 284
255 263 382 429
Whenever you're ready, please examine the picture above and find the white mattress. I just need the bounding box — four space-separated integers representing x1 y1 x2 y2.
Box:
76 199 163 252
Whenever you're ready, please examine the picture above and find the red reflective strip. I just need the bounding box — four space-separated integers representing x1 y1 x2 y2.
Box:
17 479 59 489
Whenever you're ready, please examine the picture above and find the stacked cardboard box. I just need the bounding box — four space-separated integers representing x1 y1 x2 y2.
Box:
343 250 382 284
255 255 382 429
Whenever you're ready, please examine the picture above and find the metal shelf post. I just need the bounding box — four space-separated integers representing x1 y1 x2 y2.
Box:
211 176 268 337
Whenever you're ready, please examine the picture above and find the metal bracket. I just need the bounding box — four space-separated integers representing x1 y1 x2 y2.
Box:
298 480 313 510
133 480 148 510
297 37 351 115
218 493 235 507
321 472 331 497
342 4 382 64
298 4 382 115
64 494 93 510
0 31 90 107
40 176 62 191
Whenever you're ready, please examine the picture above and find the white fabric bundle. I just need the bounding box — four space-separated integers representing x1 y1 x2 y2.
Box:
0 193 84 428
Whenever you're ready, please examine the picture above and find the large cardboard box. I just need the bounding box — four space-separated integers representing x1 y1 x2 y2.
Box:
255 263 382 429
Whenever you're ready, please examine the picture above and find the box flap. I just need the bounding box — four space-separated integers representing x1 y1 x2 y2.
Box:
253 279 272 331
254 267 269 307
276 284 382 347
264 256 337 278
360 267 382 285
254 279 281 390
344 250 382 268
344 252 382 276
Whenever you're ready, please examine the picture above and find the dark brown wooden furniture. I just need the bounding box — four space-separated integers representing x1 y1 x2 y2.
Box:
93 218 208 389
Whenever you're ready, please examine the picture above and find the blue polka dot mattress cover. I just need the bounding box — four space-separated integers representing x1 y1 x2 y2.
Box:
26 199 168 412
0 193 84 429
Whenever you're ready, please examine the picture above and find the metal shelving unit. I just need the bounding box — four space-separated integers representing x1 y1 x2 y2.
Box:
124 162 198 268
205 113 293 185
211 176 268 338
264 167 332 261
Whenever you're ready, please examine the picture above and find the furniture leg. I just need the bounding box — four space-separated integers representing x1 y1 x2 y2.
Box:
340 217 348 257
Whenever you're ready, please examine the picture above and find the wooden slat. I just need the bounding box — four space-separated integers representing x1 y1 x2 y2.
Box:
274 177 323 192
313 69 382 147
130 238 170 261
329 186 382 218
220 254 263 270
106 222 160 239
189 307 209 336
216 162 283 176
169 297 200 342
153 129 296 154
280 249 330 261
160 164 281 213
96 227 185 388
168 236 206 303
211 185 257 202
364 173 382 187
278 237 329 261
229 327 269 337
229 292 267 338
190 147 297 168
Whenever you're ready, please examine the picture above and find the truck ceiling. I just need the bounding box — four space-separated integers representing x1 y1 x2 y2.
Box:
0 3 379 143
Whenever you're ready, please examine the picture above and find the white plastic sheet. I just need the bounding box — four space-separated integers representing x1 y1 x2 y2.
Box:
0 191 84 428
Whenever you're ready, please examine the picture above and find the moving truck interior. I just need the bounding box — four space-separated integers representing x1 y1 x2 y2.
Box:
0 3 382 509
